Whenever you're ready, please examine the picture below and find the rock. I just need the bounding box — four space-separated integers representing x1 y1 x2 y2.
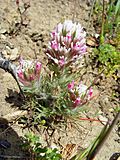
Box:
10 48 19 60
3 110 27 121
86 36 99 47
2 50 7 58
5 46 11 55
109 108 114 113
0 29 7 34
0 34 7 40
2 47 19 60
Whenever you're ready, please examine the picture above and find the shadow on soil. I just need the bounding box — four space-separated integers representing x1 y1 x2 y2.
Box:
0 118 29 160
5 89 24 108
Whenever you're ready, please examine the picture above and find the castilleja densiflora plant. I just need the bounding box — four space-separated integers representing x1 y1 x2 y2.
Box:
16 20 93 112
10 19 109 160
45 20 87 69
17 58 42 88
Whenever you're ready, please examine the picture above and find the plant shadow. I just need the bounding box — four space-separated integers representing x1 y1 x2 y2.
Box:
5 89 25 109
0 118 29 160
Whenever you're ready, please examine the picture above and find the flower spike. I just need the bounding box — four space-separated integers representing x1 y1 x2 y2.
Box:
45 20 87 68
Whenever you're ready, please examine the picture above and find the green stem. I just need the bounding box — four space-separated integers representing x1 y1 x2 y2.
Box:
87 111 120 160
100 0 105 44
74 111 120 160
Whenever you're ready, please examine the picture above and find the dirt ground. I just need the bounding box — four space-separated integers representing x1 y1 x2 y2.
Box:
0 0 120 160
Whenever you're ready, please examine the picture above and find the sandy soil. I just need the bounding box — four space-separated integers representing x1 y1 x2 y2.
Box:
0 0 119 160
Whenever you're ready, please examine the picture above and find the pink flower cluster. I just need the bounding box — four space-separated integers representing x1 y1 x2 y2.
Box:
46 20 87 68
17 58 42 87
68 81 93 108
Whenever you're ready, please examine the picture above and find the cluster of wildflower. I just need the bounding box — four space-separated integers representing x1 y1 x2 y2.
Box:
16 20 93 111
67 81 93 108
45 20 87 68
17 58 42 87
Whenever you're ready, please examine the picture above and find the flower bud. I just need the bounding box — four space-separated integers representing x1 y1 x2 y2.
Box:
68 81 93 108
17 58 42 87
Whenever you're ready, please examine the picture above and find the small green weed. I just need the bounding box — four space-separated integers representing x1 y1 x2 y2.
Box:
93 0 120 42
22 132 62 160
92 0 120 77
93 44 120 76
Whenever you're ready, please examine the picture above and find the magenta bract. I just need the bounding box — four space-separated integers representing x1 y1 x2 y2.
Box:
17 58 42 87
45 20 87 68
68 81 93 108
